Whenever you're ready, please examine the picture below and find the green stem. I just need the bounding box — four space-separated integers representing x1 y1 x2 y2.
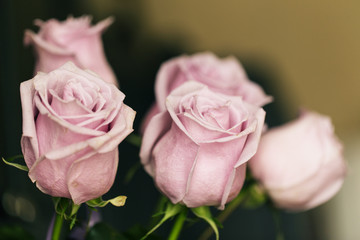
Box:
199 191 247 240
52 211 64 240
218 191 247 223
271 207 285 240
168 209 187 240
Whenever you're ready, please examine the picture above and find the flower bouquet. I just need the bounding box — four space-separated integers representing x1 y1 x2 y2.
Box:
1 16 346 240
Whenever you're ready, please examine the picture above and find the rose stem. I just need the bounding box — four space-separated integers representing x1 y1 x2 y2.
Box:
198 191 248 240
271 207 285 240
52 211 64 240
168 208 188 240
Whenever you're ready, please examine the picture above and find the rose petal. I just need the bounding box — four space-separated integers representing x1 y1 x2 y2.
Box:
152 124 199 204
67 149 118 204
182 139 247 208
20 80 39 169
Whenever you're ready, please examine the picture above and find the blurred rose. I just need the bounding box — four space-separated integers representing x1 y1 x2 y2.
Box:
140 82 265 209
20 62 135 204
24 16 118 86
249 111 346 211
141 52 271 132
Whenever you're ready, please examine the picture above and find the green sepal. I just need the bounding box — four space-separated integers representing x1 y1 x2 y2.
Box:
70 203 81 218
2 155 28 171
52 197 81 230
53 197 70 216
191 206 219 240
86 195 127 208
141 201 185 240
69 216 77 230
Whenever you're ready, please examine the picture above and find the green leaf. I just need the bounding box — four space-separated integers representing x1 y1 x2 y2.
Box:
86 195 127 208
2 155 28 171
141 201 184 240
191 206 219 240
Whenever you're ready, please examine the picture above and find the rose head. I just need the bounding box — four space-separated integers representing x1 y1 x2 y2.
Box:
155 52 272 110
140 82 265 209
249 111 346 211
141 52 271 133
24 16 118 86
20 62 135 204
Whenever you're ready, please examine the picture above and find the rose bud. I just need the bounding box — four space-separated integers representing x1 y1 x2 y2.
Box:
20 62 135 204
140 81 265 209
141 52 271 132
24 15 118 86
249 111 346 211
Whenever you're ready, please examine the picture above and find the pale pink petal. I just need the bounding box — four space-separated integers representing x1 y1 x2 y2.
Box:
20 80 39 169
140 111 172 176
182 139 246 208
153 124 199 204
67 149 119 204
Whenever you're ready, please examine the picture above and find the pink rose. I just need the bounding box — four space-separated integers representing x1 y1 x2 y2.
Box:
155 52 272 109
24 16 118 86
249 111 346 211
141 52 271 132
20 62 135 204
140 82 265 209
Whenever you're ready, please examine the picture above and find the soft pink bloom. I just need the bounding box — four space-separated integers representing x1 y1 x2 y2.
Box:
20 62 135 204
249 111 346 211
141 52 271 133
140 81 265 209
24 16 118 86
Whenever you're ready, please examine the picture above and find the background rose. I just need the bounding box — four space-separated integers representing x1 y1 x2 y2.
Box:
249 111 346 211
24 16 118 86
141 52 271 133
155 52 272 109
20 62 135 204
140 81 265 209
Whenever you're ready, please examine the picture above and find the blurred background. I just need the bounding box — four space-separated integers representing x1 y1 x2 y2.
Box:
1 0 359 239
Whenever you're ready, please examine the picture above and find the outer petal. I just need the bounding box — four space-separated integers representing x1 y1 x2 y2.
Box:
220 165 247 208
250 113 324 189
140 103 160 134
152 124 199 204
234 107 266 167
20 80 39 169
29 146 95 198
140 111 172 176
182 139 246 208
155 55 188 111
268 156 345 210
67 149 119 204
29 112 95 197
66 29 117 86
24 30 77 74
